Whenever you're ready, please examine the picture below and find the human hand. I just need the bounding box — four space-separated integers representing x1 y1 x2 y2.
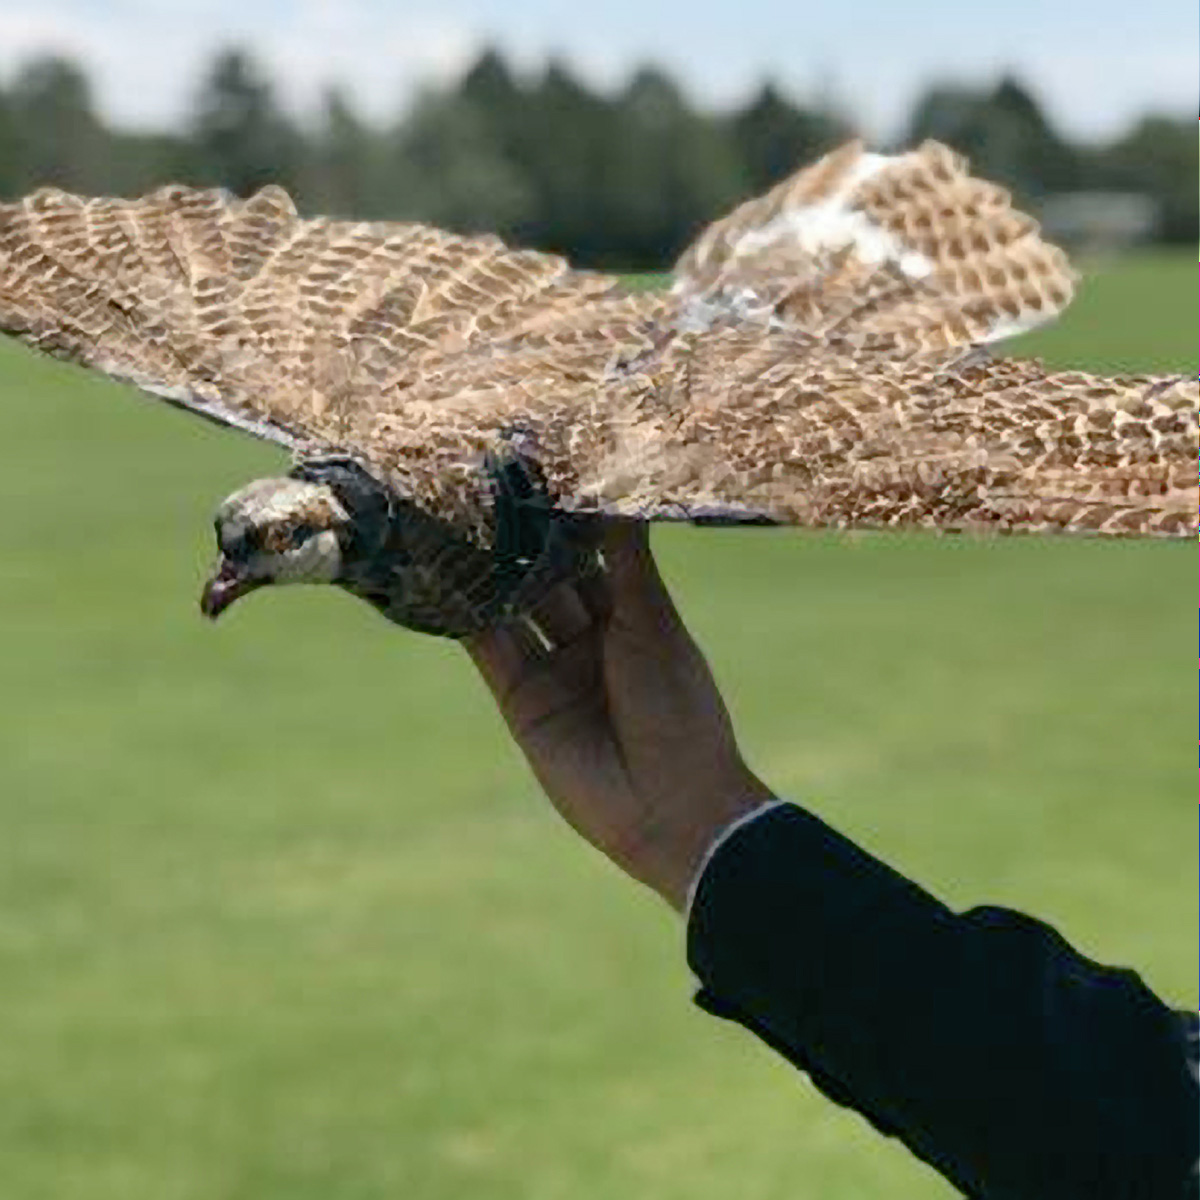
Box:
465 522 773 911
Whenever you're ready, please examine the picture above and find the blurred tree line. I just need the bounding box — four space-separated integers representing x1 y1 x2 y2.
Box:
0 47 1193 267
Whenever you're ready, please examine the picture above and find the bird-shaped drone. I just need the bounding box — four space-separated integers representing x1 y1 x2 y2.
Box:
1 139 1194 637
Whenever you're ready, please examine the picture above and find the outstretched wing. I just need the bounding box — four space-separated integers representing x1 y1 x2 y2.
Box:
578 336 1197 538
361 320 1197 540
0 183 644 453
3 171 1192 545
673 140 1077 354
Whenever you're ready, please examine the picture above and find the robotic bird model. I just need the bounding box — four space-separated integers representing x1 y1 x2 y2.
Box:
1 140 1194 637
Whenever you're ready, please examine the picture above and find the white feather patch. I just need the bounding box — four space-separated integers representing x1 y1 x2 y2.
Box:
728 150 934 280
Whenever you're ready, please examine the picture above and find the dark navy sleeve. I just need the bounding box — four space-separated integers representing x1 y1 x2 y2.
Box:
685 803 1197 1199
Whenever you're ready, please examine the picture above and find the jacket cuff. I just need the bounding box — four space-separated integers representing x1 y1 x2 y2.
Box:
682 798 788 921
685 801 948 998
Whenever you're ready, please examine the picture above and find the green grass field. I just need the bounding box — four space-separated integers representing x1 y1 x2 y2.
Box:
0 252 1194 1200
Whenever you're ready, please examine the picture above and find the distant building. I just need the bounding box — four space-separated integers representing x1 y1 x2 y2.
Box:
1038 192 1159 251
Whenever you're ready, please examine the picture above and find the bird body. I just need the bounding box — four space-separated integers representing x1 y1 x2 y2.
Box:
0 140 1194 637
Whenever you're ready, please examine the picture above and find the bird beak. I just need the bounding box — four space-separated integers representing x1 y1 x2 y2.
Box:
200 558 267 619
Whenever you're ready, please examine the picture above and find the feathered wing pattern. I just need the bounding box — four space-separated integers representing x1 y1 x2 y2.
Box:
673 140 1077 353
0 183 644 451
0 148 1194 553
0 138 1075 456
354 320 1197 540
581 338 1196 538
0 185 306 446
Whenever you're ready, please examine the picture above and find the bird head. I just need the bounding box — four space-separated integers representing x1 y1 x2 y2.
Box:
201 477 351 619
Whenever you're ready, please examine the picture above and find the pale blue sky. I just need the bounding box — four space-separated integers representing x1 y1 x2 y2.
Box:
0 0 1193 140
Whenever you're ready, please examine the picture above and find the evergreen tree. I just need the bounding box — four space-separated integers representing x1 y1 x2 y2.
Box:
188 48 302 196
459 48 523 122
104 131 192 196
456 48 532 204
308 87 380 217
0 87 22 197
390 90 533 235
606 67 745 267
7 56 109 192
510 60 615 259
904 76 1079 200
903 84 980 147
732 83 851 192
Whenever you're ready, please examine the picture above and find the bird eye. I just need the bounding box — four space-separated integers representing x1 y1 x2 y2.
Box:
219 523 253 558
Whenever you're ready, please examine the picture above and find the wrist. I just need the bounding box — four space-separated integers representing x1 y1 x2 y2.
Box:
629 769 777 912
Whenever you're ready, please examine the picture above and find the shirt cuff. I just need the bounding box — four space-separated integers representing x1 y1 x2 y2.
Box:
683 797 788 922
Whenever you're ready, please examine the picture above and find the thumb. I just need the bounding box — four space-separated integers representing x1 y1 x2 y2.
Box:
602 521 674 619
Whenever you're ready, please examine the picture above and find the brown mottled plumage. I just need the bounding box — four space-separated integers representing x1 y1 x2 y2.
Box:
0 140 1194 637
674 139 1078 351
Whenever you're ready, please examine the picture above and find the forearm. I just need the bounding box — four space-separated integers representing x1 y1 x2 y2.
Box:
686 803 1197 1199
